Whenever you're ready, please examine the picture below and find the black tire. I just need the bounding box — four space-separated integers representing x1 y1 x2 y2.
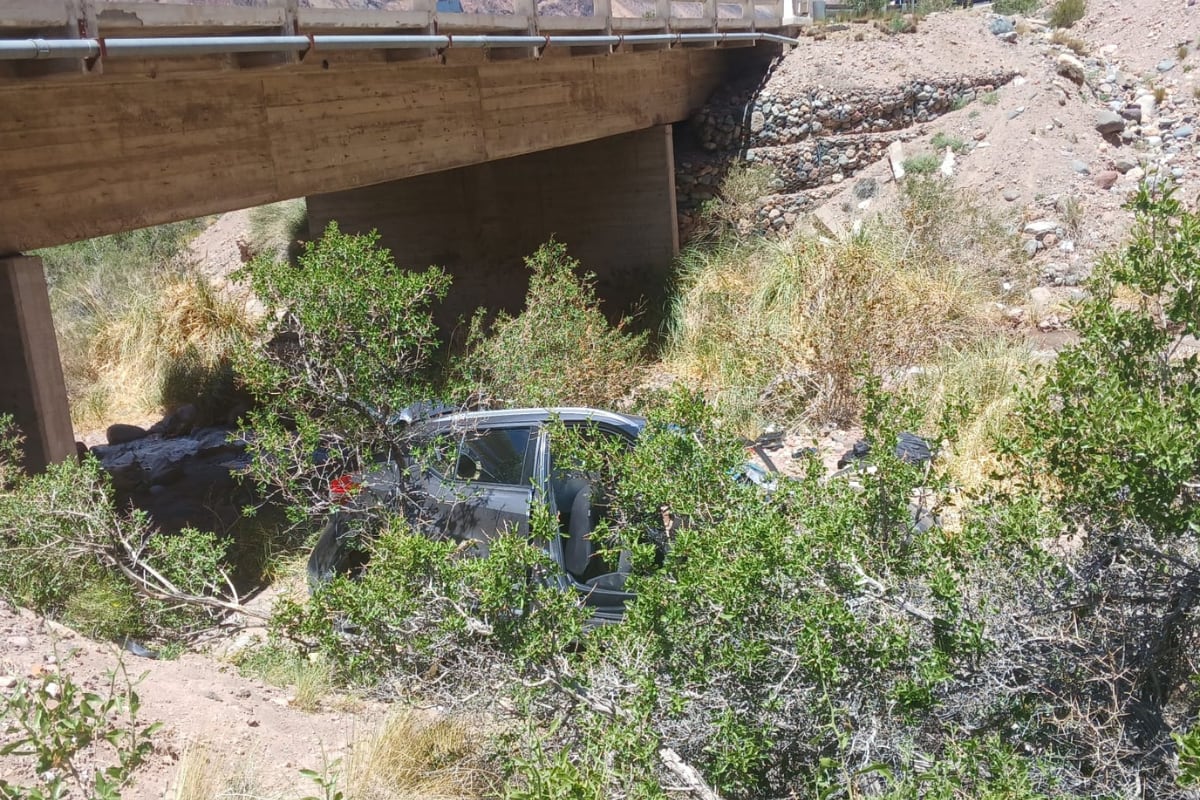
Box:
306 510 371 591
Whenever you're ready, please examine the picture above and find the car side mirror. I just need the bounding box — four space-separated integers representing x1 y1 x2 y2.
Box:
455 453 481 481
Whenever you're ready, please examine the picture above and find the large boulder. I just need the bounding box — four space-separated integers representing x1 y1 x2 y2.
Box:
106 423 147 446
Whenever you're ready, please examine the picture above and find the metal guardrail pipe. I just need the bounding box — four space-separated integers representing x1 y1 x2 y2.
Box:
0 30 799 61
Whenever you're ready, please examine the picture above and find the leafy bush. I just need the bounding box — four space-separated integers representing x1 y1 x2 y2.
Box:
274 509 588 690
930 131 969 154
495 386 1062 798
0 665 160 800
1009 185 1200 532
695 162 777 239
903 152 941 175
459 240 647 409
995 185 1200 795
233 222 451 514
1048 0 1084 27
991 0 1038 13
0 421 235 640
851 0 888 15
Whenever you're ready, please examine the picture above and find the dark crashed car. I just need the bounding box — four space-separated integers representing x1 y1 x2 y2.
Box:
308 407 672 623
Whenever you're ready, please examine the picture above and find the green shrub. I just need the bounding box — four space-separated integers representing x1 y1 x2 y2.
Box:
930 131 969 154
999 185 1200 795
0 422 234 640
1008 185 1200 532
460 240 646 409
274 510 588 687
1048 0 1084 27
903 152 941 175
0 665 160 800
495 386 1058 798
233 222 451 514
851 0 888 15
695 161 776 239
991 0 1038 13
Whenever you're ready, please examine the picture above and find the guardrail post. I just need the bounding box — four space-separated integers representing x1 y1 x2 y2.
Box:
280 0 299 63
51 0 96 74
656 0 671 31
592 0 614 53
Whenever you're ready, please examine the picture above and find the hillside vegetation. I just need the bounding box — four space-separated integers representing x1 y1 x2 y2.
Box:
5 170 1200 799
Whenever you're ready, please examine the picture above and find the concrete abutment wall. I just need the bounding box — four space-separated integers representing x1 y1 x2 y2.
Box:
308 125 680 329
0 256 74 472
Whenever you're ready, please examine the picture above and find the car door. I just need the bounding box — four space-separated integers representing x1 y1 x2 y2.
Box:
544 420 639 617
421 425 537 556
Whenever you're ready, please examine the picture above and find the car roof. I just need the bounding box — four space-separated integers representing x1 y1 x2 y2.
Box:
418 407 645 435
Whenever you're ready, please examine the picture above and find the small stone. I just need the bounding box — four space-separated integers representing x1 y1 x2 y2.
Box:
853 177 878 199
1175 125 1194 139
6 636 30 648
1157 59 1177 73
0 676 16 689
44 682 60 699
1003 187 1020 201
1172 167 1186 179
1113 158 1137 174
1022 239 1039 259
1058 240 1075 252
1044 233 1059 247
1024 220 1059 236
1057 53 1086 84
749 110 765 134
973 129 987 141
989 17 1014 35
1136 94 1157 123
1071 159 1091 174
1093 170 1120 189
1007 106 1026 120
1119 104 1142 123
1095 110 1126 135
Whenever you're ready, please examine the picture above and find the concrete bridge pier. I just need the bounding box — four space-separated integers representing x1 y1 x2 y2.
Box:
307 125 680 330
0 256 75 472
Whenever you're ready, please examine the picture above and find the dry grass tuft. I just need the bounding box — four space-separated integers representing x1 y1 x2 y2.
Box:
246 199 308 264
1050 29 1089 56
343 710 493 800
667 177 1020 434
902 339 1040 489
76 272 255 427
41 220 257 429
172 739 268 800
236 646 335 713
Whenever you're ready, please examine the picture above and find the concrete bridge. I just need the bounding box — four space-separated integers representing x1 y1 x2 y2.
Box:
0 1 800 469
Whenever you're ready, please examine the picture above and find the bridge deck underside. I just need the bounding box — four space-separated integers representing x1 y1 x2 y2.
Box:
0 46 735 253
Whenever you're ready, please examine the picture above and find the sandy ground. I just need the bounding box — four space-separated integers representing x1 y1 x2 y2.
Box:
14 1 1200 796
0 597 389 800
